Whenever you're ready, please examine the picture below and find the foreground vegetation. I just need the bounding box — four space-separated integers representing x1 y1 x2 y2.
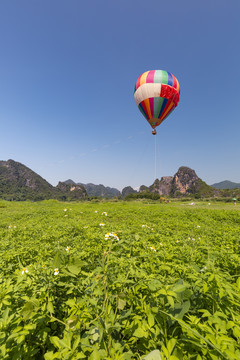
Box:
0 200 240 359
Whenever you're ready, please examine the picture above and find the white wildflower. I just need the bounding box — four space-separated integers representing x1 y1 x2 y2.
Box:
21 268 29 275
105 232 119 241
54 268 59 275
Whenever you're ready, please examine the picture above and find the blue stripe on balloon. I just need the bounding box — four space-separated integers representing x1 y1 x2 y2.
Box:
167 72 173 86
159 98 168 118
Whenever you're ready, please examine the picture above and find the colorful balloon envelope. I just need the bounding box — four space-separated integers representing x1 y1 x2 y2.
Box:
134 70 180 133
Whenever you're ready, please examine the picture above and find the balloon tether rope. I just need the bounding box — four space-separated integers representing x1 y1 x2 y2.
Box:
154 134 157 181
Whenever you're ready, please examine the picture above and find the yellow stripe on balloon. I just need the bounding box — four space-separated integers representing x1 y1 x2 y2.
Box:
140 71 149 86
176 79 180 92
143 98 152 120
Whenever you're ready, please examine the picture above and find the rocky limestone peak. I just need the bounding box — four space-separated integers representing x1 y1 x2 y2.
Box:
56 181 87 199
172 166 200 195
149 176 173 195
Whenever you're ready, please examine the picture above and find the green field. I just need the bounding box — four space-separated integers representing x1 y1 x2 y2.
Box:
1 200 240 359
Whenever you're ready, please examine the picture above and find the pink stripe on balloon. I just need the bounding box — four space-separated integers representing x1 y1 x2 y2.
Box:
146 70 155 83
149 97 154 119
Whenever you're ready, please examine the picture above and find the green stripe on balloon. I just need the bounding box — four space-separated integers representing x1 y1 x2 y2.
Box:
154 70 163 84
161 71 168 85
154 97 164 119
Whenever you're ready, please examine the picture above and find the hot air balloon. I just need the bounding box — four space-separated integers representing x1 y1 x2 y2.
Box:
134 70 180 135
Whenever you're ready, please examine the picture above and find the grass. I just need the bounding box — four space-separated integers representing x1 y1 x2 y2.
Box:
0 200 240 359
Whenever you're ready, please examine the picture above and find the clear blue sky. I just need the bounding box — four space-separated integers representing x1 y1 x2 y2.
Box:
0 0 239 190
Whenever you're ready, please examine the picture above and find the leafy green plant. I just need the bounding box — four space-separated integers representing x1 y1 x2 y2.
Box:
0 200 240 358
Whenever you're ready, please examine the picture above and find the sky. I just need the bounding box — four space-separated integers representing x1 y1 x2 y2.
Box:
0 0 240 191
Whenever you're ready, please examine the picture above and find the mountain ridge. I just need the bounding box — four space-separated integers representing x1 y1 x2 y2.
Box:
0 159 239 200
64 180 121 198
211 180 240 189
0 159 87 201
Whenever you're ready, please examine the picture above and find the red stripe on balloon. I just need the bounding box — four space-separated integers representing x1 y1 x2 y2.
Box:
136 74 142 90
172 75 177 90
174 92 180 106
